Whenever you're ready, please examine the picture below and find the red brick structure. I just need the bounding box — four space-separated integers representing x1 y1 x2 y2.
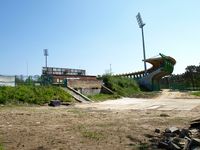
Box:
42 67 102 95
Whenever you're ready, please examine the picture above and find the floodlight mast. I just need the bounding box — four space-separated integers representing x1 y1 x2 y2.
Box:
136 12 147 76
43 49 48 68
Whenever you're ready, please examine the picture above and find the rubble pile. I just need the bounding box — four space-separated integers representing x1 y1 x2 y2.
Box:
150 120 200 150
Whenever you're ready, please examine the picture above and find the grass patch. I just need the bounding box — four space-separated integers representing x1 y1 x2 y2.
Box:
82 130 103 140
101 75 140 97
0 85 73 105
76 125 104 140
0 143 4 150
88 94 121 101
129 91 160 99
134 143 149 150
91 75 159 101
191 91 200 97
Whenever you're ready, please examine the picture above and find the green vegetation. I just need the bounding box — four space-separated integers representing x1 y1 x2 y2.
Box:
0 143 4 150
0 86 73 105
128 91 159 99
76 125 104 140
88 94 120 101
102 75 140 97
161 64 200 90
191 91 200 97
90 75 158 101
82 130 103 140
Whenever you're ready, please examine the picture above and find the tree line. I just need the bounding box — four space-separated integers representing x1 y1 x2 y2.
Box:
161 64 200 90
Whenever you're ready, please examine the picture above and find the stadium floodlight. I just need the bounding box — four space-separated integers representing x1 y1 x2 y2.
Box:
43 49 48 68
136 13 145 28
136 12 147 75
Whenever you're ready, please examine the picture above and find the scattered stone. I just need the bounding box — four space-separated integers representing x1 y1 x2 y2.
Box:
150 125 200 149
192 146 200 150
160 113 170 117
49 100 61 107
36 122 40 124
155 128 160 133
169 141 181 150
168 127 180 134
61 102 71 106
158 141 169 149
190 129 199 136
190 119 200 130
190 138 200 147
179 129 191 138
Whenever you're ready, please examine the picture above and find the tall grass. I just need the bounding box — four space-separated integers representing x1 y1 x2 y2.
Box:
0 85 73 105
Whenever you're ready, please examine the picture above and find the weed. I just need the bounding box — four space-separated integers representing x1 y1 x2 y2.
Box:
137 143 149 150
82 130 103 140
0 143 4 150
76 125 104 140
88 94 120 101
191 91 200 97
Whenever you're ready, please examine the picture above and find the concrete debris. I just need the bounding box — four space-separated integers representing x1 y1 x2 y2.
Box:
150 123 200 150
190 119 200 130
155 128 161 133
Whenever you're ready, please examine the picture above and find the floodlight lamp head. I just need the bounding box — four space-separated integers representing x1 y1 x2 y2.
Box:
136 12 145 28
44 49 48 56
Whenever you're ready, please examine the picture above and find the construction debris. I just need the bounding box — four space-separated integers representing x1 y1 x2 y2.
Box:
149 120 200 149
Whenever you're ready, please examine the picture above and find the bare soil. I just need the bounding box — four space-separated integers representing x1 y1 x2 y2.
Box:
0 90 200 150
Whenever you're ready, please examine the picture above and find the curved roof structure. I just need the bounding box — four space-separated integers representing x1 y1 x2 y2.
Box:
115 53 176 91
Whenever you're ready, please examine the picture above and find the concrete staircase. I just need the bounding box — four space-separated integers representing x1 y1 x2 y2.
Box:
62 86 91 103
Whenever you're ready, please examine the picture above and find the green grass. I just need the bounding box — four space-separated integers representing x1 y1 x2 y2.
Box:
82 130 103 140
90 75 159 101
88 94 121 101
76 125 104 140
0 85 73 105
0 143 4 150
128 91 160 99
102 75 140 97
191 91 200 97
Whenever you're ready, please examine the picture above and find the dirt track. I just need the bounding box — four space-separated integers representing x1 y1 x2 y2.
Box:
0 90 200 150
76 90 200 111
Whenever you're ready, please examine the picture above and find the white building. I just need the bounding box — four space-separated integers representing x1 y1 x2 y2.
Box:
0 75 15 87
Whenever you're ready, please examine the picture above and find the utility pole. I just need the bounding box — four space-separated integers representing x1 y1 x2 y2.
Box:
136 12 147 75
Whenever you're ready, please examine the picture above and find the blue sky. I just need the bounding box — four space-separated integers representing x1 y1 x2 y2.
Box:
0 0 200 76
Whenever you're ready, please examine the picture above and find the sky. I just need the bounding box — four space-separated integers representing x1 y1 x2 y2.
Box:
0 0 200 76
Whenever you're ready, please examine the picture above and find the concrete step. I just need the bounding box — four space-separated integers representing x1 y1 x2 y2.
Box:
62 87 91 103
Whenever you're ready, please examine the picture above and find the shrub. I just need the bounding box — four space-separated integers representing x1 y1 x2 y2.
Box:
0 85 73 105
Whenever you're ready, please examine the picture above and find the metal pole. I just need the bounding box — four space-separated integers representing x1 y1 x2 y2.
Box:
110 64 112 75
141 27 147 75
136 12 147 76
45 55 47 68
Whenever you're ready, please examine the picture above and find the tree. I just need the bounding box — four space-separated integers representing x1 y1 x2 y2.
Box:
184 65 199 89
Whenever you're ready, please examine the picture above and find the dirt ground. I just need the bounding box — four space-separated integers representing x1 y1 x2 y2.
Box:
0 90 200 150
